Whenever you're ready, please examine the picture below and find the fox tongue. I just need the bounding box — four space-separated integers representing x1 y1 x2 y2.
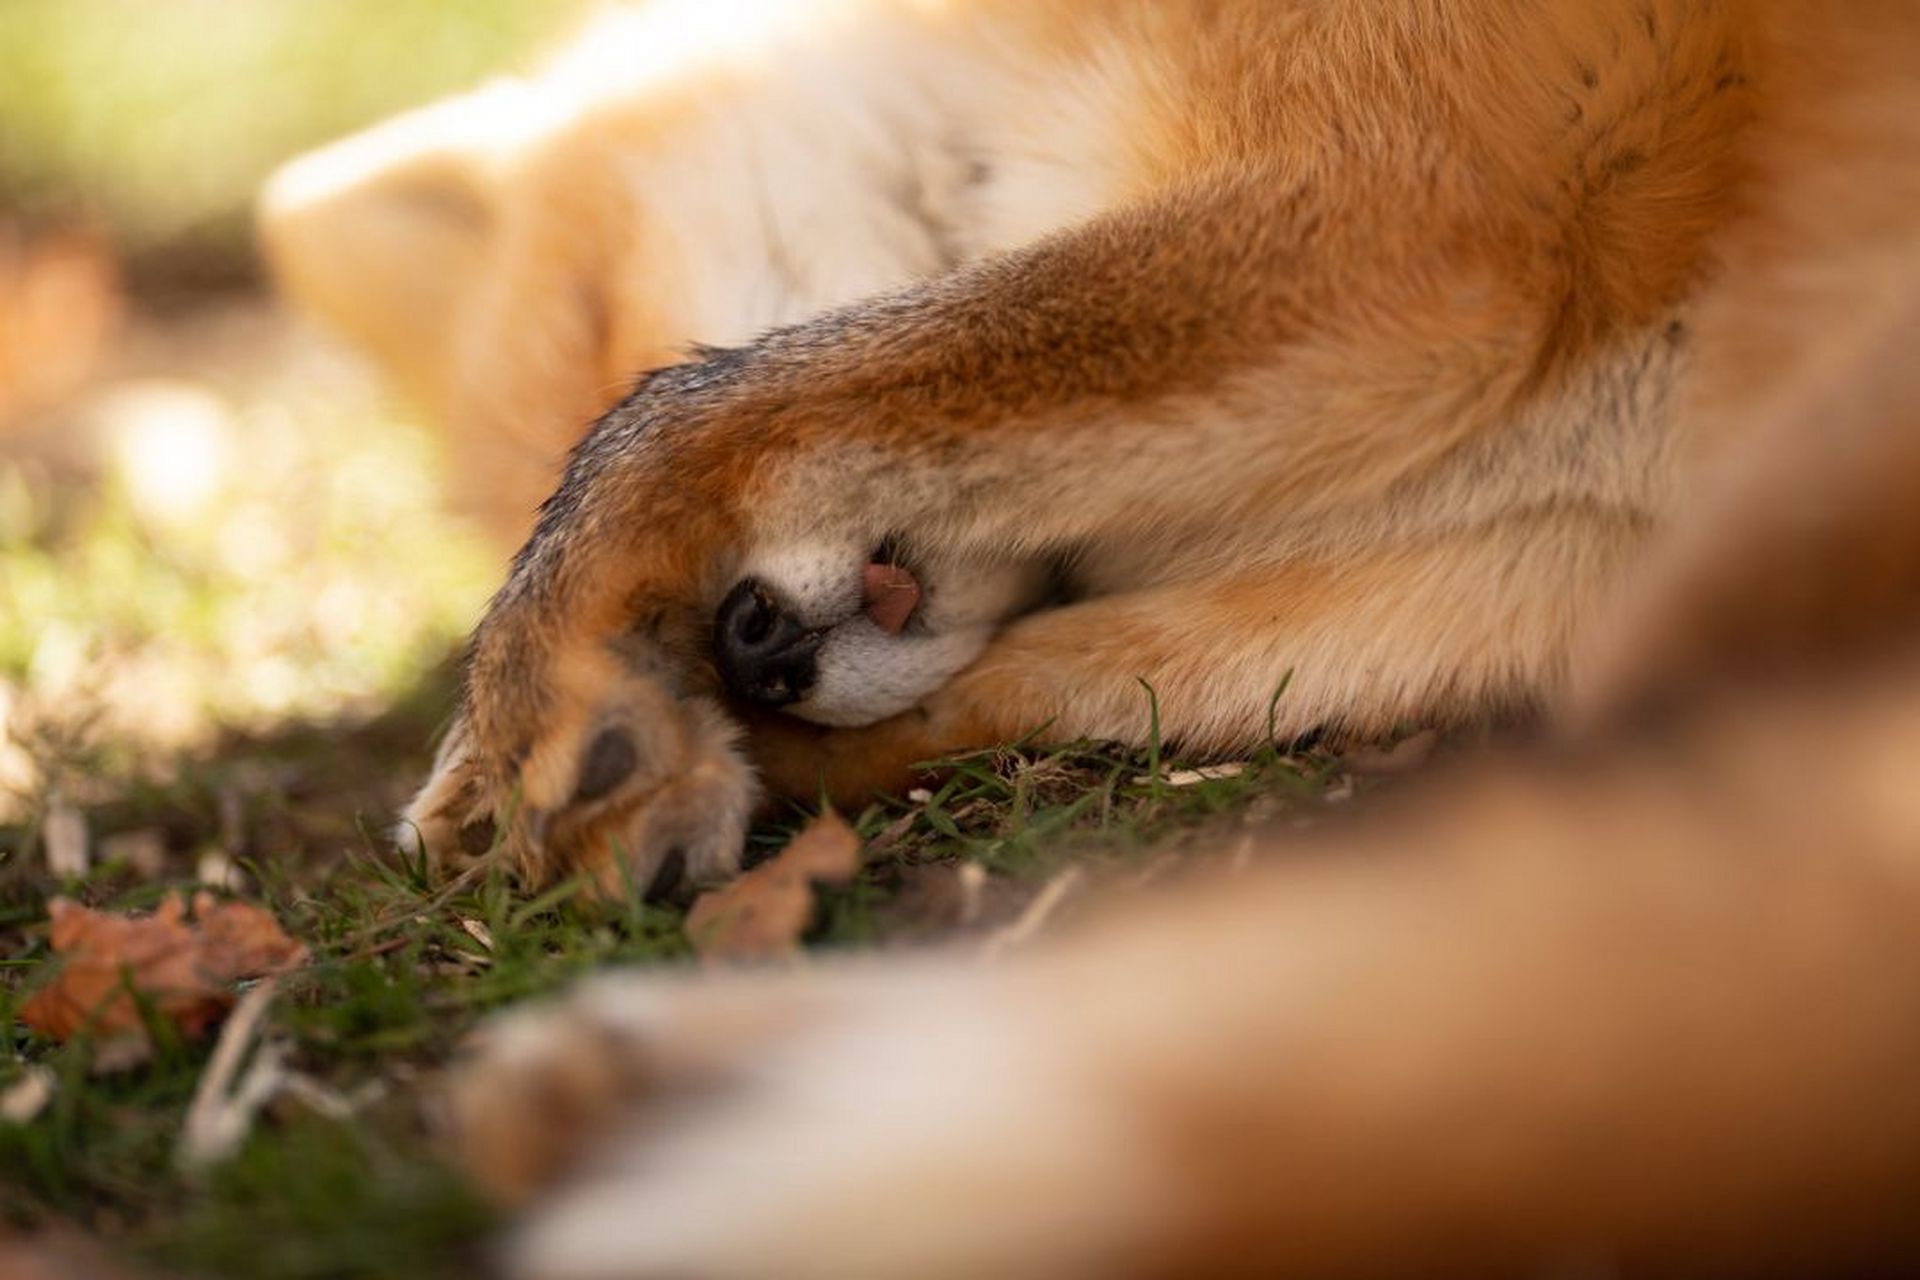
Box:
862 562 921 635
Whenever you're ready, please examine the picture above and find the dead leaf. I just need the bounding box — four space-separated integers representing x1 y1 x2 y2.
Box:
20 895 222 1044
190 892 309 981
684 811 862 963
18 892 307 1050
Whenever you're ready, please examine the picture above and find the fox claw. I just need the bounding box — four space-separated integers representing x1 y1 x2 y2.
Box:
402 650 757 894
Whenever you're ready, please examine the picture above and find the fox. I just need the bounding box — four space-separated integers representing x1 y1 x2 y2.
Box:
261 0 1920 1273
265 0 1768 894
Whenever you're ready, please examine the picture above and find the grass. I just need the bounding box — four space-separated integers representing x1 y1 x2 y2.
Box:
1 680 1355 1277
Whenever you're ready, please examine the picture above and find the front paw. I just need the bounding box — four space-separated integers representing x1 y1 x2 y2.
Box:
401 647 757 895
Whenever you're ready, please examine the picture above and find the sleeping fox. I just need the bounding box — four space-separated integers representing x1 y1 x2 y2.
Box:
263 0 1920 1273
266 0 1767 893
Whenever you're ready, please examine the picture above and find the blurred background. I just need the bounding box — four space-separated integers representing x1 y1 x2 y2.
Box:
0 0 596 864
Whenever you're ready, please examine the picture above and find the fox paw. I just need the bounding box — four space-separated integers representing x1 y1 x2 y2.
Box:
401 649 757 896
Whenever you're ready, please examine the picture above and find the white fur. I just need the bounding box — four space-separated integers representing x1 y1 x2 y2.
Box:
793 619 995 725
742 541 1048 726
737 539 866 627
582 6 969 349
562 1 1152 349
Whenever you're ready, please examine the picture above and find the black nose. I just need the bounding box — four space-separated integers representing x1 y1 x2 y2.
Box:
714 579 822 707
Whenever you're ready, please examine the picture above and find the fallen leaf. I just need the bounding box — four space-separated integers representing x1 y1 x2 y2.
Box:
18 892 307 1050
684 811 862 963
190 892 309 981
20 895 222 1045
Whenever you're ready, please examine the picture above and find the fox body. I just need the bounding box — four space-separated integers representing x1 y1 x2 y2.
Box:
265 0 1920 1273
267 0 1761 892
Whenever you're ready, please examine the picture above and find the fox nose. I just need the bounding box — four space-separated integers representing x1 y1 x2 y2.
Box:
714 579 822 707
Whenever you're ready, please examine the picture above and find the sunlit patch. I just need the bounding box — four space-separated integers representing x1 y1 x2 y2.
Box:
100 380 232 527
548 0 801 98
0 684 41 822
4 308 497 809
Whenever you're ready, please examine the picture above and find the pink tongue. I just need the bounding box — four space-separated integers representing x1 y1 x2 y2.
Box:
862 562 921 635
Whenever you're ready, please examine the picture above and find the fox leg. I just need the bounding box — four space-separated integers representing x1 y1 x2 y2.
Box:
749 506 1642 802
403 163 1656 889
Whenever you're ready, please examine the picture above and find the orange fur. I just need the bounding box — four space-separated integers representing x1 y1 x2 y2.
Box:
267 0 1788 890
265 4 1920 1269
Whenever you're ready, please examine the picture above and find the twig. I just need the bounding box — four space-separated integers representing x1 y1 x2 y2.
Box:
978 867 1084 961
178 978 284 1170
955 861 988 927
332 851 509 955
278 1072 366 1121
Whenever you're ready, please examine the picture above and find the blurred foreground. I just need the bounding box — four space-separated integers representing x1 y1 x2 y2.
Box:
0 0 590 853
0 10 566 1269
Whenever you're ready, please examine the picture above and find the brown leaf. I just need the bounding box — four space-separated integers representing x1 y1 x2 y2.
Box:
18 892 307 1049
684 811 862 963
190 891 309 982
